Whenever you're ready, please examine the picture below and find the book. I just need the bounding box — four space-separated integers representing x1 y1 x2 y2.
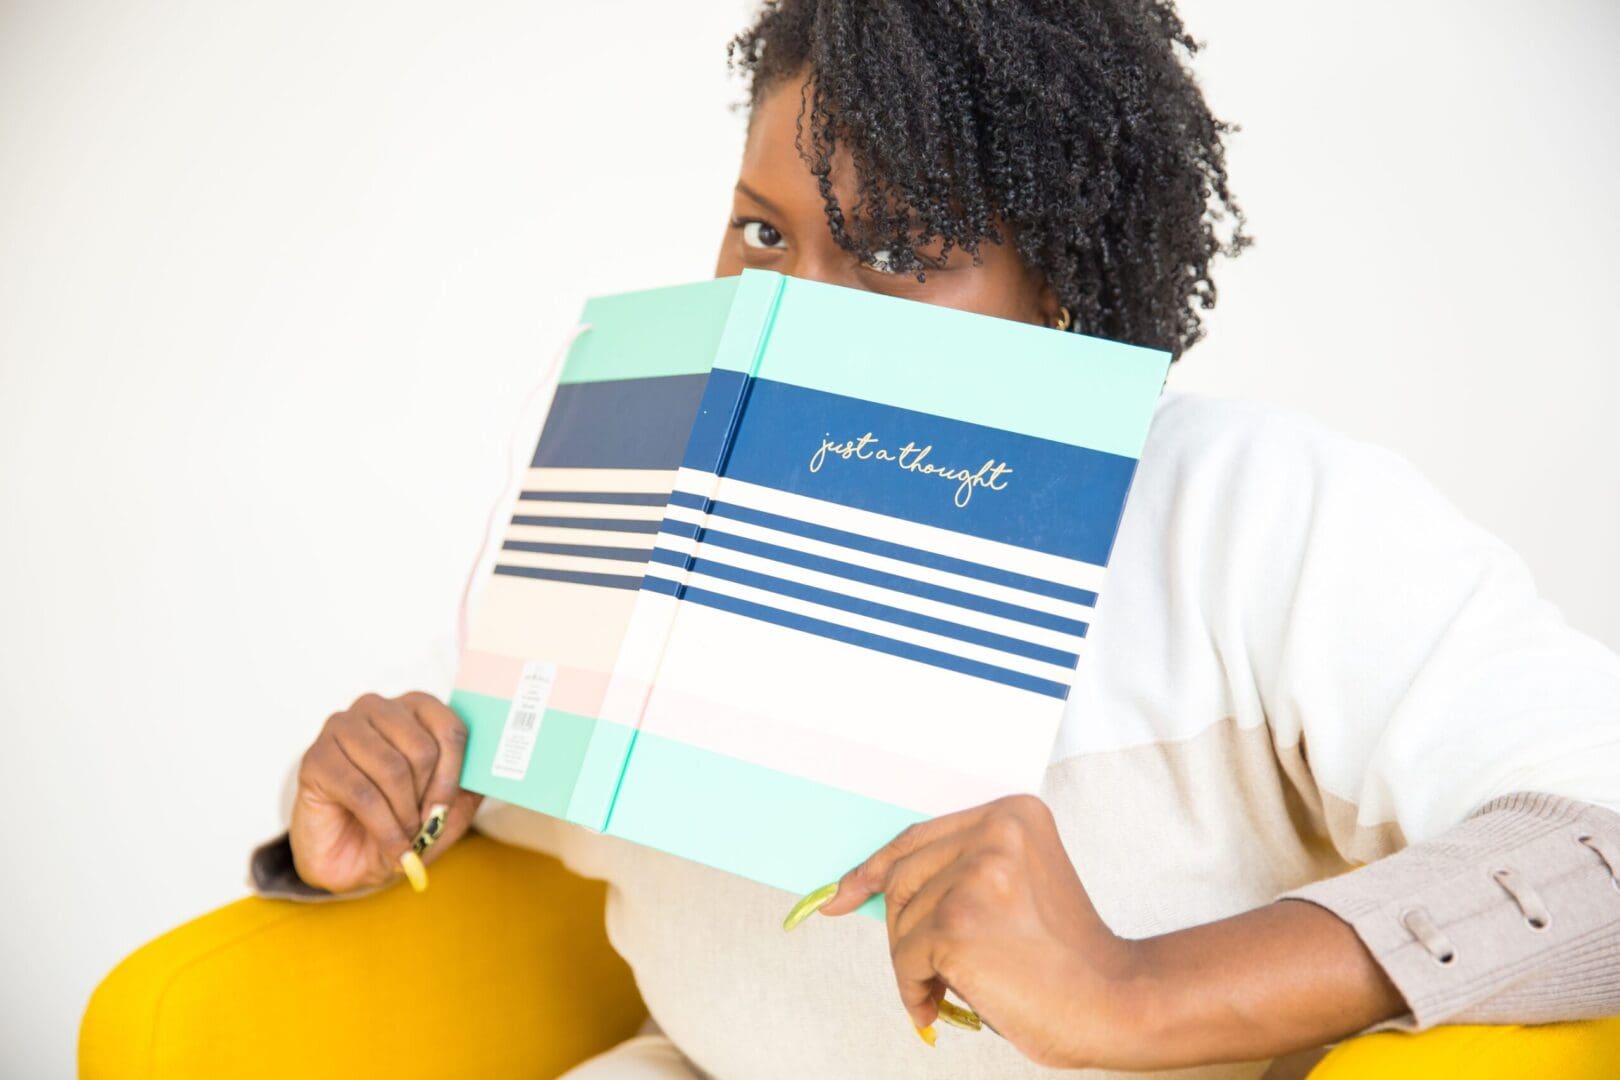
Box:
451 269 1169 909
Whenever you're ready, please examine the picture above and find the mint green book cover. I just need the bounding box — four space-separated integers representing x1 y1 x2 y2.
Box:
454 270 1169 904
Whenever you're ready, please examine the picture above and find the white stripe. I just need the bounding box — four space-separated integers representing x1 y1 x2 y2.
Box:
659 503 1096 625
624 597 1062 794
644 568 1078 686
503 524 658 549
527 466 677 494
511 499 664 521
652 535 1086 655
675 468 1108 592
494 550 648 576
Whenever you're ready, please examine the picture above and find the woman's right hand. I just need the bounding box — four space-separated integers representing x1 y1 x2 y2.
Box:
289 691 484 893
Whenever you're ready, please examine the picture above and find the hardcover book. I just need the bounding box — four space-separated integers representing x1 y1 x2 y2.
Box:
451 269 1168 906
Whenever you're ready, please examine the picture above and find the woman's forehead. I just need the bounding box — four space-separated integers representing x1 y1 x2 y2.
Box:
738 76 863 221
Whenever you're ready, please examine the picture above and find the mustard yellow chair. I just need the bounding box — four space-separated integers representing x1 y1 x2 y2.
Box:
81 834 1620 1079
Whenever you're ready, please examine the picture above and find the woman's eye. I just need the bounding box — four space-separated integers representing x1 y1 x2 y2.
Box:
865 249 898 274
741 220 784 250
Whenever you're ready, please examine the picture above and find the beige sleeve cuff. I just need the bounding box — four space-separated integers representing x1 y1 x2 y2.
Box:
1279 792 1620 1031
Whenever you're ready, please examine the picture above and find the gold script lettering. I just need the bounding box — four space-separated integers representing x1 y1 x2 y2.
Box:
808 433 1013 508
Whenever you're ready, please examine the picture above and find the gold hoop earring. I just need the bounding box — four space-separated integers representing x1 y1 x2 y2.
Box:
1053 306 1072 331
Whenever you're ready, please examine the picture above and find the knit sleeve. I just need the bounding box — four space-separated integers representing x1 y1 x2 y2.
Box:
1280 793 1620 1029
247 829 384 902
1209 408 1620 1028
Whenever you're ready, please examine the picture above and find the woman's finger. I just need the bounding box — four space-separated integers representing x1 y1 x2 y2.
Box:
302 733 415 863
891 913 951 1029
882 835 967 946
820 805 990 917
890 850 969 945
399 691 472 822
365 697 440 806
884 795 1053 932
327 709 421 838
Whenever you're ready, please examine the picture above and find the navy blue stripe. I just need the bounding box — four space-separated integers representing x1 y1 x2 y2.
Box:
533 373 709 469
679 375 1138 566
661 518 702 540
665 493 1098 608
518 490 670 507
501 540 651 563
668 490 708 510
510 515 661 534
640 574 1067 699
661 524 1089 638
492 565 644 590
681 366 753 477
648 548 1078 668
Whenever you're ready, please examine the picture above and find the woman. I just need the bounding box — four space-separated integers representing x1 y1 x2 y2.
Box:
252 1 1620 1076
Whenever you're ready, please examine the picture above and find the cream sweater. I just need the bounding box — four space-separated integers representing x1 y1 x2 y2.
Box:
254 391 1620 1078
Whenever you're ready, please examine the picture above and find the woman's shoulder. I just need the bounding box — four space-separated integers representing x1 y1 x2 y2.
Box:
1122 389 1501 579
1138 389 1444 510
1146 389 1394 469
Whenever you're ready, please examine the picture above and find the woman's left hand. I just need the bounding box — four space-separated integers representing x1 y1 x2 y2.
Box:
814 793 1142 1068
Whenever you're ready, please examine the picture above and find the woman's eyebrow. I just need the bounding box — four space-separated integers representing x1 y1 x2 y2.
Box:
733 180 786 217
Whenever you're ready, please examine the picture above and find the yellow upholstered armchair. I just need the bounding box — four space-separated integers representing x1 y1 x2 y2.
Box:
81 834 1619 1079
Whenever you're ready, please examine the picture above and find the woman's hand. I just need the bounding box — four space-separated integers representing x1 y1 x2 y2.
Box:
816 794 1141 1068
814 793 1406 1070
289 691 483 894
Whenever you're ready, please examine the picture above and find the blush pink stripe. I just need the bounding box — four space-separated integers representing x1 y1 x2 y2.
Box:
454 650 610 717
637 685 1013 817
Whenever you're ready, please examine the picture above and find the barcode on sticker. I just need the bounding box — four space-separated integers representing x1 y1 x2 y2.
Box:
491 660 557 781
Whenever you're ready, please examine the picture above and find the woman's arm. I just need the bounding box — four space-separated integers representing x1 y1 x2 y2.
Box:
812 791 1620 1071
810 793 1403 1070
815 404 1620 1068
1130 892 1404 1063
1142 792 1620 1062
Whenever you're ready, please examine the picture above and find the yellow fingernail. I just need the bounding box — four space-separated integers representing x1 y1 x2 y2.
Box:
411 803 450 856
914 1023 937 1047
782 882 839 931
399 850 428 893
937 999 982 1031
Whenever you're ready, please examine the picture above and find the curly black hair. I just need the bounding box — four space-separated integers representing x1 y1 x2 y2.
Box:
727 0 1248 358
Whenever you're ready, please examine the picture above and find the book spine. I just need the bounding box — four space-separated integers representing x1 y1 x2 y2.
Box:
561 271 789 832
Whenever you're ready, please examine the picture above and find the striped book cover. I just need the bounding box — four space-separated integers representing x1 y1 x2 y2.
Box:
452 269 1169 909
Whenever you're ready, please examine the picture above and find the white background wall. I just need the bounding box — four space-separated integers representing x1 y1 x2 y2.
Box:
1 2 1615 1075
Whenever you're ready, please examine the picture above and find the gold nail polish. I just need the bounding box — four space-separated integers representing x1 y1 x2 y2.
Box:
411 803 450 856
936 999 982 1031
782 882 839 931
914 1023 937 1047
399 849 428 893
